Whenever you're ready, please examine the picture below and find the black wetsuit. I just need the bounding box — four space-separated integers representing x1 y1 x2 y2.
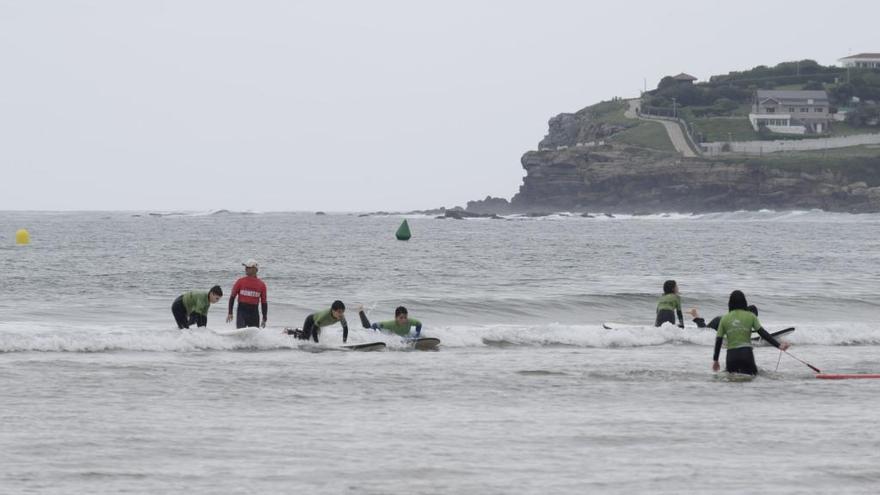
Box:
292 314 318 342
693 316 722 330
713 328 783 376
288 311 349 343
655 309 684 327
236 303 261 329
172 296 204 329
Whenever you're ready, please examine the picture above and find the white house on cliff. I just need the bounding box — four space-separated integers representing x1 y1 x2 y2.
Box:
838 53 880 69
749 89 831 134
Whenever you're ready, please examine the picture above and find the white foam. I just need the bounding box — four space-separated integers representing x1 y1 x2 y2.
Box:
1 320 877 353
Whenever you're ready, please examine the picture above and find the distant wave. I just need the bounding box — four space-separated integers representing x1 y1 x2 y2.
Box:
142 209 263 217
494 210 880 223
131 209 880 222
1 321 876 353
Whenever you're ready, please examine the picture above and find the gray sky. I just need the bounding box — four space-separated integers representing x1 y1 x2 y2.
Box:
1 0 877 212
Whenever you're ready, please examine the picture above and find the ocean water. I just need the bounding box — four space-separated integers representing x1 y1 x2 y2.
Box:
1 210 879 494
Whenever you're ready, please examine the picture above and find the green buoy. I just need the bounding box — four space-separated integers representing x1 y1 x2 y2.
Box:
395 219 411 240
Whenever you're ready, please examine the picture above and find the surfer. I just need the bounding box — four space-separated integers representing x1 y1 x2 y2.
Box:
286 300 348 343
712 290 789 375
226 259 268 329
688 305 759 330
655 280 684 328
357 305 422 337
171 285 223 329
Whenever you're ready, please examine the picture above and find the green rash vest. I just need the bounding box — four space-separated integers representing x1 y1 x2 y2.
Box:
182 291 212 316
656 293 682 312
376 318 422 337
716 309 763 350
311 308 347 329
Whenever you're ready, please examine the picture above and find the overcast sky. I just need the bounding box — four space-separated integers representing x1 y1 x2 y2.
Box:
1 0 877 212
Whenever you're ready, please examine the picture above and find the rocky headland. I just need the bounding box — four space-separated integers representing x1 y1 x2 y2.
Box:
465 101 880 214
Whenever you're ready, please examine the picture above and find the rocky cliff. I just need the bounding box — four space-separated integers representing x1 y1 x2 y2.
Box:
482 105 880 213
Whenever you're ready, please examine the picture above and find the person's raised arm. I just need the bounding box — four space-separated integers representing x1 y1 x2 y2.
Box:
358 309 372 329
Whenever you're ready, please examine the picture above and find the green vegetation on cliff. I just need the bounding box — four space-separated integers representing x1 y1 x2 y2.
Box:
642 60 880 141
690 117 757 142
584 100 632 126
609 121 675 152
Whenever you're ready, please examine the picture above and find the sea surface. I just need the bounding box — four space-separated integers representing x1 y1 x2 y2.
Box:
1 210 879 494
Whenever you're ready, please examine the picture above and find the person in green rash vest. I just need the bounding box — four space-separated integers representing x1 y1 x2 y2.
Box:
171 285 223 329
357 305 422 337
655 279 684 328
286 300 348 343
712 290 789 375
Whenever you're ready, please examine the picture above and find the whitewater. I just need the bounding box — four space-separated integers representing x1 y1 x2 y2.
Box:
1 210 878 494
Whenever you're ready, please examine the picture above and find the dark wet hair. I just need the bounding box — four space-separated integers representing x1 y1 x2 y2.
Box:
331 300 345 311
210 285 223 297
747 304 759 316
395 306 408 317
728 290 748 311
663 280 677 295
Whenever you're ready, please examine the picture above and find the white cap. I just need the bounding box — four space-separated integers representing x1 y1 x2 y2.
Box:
242 259 259 268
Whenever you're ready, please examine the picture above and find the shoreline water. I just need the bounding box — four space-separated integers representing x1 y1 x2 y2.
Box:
1 211 878 493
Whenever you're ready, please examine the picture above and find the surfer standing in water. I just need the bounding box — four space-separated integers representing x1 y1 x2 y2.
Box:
357 305 423 337
286 300 348 343
226 259 268 329
655 280 684 328
712 290 789 375
171 285 223 329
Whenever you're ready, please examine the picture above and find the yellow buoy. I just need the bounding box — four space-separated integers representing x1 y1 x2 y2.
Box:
15 229 30 245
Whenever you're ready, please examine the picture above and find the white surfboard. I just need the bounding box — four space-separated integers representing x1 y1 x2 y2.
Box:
212 327 261 338
338 342 387 352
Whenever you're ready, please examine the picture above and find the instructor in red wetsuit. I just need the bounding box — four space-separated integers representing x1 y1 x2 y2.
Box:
226 259 268 329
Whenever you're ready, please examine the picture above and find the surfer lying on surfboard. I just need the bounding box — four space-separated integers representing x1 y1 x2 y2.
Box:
358 305 422 337
285 300 349 343
712 290 790 375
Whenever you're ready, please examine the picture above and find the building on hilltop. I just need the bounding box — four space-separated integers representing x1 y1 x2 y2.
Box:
671 73 697 84
748 89 831 134
838 53 880 69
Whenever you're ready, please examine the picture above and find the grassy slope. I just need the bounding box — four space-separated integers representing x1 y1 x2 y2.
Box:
610 121 675 152
573 100 675 152
691 118 757 141
583 100 633 126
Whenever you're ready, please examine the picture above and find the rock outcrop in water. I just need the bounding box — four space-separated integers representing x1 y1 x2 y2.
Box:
466 103 880 214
